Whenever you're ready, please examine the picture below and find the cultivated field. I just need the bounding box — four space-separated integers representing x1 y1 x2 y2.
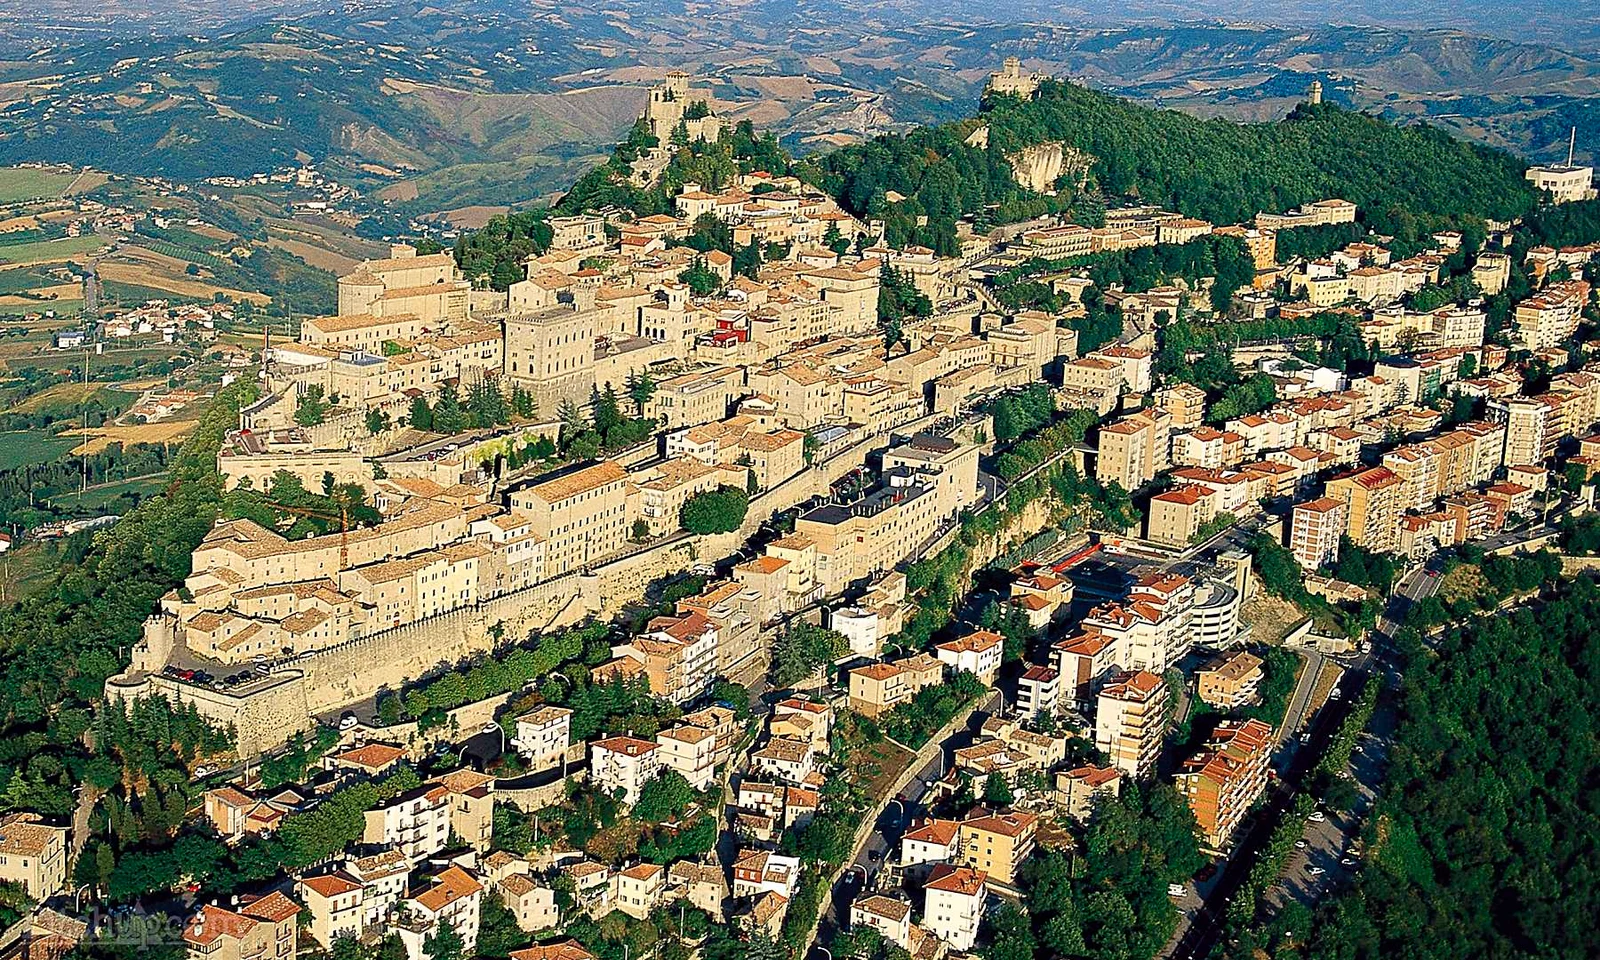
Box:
97 253 270 304
5 380 114 415
0 430 77 470
64 420 195 455
0 235 107 266
0 167 81 203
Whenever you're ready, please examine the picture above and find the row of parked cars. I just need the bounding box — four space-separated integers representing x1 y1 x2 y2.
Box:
162 658 273 689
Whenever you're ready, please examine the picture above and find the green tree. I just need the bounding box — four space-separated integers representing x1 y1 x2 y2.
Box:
365 408 391 435
626 371 657 415
294 384 329 426
983 771 1015 806
679 485 749 534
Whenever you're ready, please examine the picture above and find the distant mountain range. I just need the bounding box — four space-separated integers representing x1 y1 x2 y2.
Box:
1 1 1595 214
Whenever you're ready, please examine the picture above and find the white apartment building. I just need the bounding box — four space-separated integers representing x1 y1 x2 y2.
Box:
922 864 988 952
656 724 719 791
589 737 663 807
514 706 572 771
362 784 451 864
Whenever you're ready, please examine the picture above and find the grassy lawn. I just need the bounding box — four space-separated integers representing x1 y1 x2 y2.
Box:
0 168 79 204
0 299 81 317
47 473 166 511
0 542 64 604
0 235 107 266
0 430 76 470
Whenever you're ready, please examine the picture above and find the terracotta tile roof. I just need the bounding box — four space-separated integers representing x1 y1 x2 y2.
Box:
923 863 987 896
411 866 483 913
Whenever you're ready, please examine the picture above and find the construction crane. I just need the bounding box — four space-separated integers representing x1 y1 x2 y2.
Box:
266 499 353 569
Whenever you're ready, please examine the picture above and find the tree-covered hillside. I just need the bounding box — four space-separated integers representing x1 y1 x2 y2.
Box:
802 81 1539 252
1284 577 1600 960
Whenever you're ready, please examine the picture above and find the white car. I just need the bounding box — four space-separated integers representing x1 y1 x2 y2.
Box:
1294 839 1309 849
1308 866 1326 877
1330 687 1344 700
1308 811 1327 823
1167 884 1187 899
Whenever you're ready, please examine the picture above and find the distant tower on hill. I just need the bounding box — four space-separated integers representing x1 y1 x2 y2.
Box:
1308 79 1323 105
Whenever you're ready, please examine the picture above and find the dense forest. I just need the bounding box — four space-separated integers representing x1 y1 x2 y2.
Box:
803 83 1537 253
1292 578 1600 960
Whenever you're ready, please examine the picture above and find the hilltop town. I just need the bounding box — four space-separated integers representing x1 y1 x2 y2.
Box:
1 52 1599 960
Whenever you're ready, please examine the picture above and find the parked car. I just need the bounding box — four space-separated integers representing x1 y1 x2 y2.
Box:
1330 687 1344 700
1308 866 1326 877
339 712 359 731
1308 811 1327 823
1294 839 1309 849
1167 884 1187 898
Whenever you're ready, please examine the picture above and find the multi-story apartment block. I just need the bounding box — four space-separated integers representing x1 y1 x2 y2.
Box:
1513 280 1590 350
1053 631 1123 711
297 850 409 949
1196 650 1265 710
656 724 719 791
183 893 301 960
848 653 944 717
1095 407 1171 492
0 813 67 899
1016 665 1061 720
394 867 483 960
509 460 630 574
616 610 719 704
1080 572 1196 674
514 706 573 771
1290 496 1347 570
934 629 1003 684
957 810 1038 885
1094 670 1170 778
589 737 663 806
1325 466 1405 553
921 865 988 951
1177 719 1274 851
1146 484 1218 547
429 769 495 853
362 783 451 864
1055 765 1122 823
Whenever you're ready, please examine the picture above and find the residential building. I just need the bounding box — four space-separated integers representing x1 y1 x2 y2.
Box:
1196 650 1265 710
362 784 451 864
957 810 1038 885
1016 665 1061 720
182 893 300 960
1176 719 1274 851
508 461 630 574
1094 670 1169 778
615 863 666 920
589 737 663 806
848 653 944 718
656 724 719 791
497 874 560 934
1146 484 1218 546
921 865 988 952
851 895 913 951
732 850 802 900
394 867 483 960
1325 466 1405 553
1290 496 1347 570
934 629 1003 684
514 707 573 771
1095 408 1171 492
428 769 495 853
1054 765 1122 823
0 814 68 900
1052 631 1123 711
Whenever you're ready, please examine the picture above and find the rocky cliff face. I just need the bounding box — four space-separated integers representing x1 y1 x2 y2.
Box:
966 125 1094 194
1010 140 1095 194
